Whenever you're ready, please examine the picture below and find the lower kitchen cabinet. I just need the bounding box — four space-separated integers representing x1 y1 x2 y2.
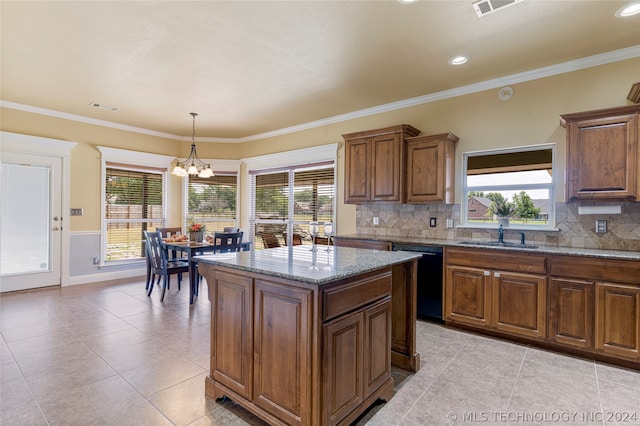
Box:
491 271 546 339
548 277 594 349
323 297 391 426
445 248 547 340
595 282 640 360
445 265 491 328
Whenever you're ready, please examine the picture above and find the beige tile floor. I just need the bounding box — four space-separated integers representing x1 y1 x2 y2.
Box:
1 277 639 426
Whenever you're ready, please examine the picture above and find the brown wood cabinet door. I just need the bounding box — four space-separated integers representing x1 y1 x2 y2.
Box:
370 133 402 202
323 310 364 426
548 278 594 349
405 133 457 204
595 282 640 360
211 271 254 400
344 138 371 203
445 265 491 328
254 279 313 425
490 271 547 340
566 113 638 201
363 297 392 398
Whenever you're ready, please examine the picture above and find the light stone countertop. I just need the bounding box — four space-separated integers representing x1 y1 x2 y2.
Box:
336 234 640 261
194 245 421 285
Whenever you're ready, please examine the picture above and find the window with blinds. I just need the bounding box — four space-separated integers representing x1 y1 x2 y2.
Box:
463 145 554 228
250 162 335 249
185 173 238 233
104 165 166 263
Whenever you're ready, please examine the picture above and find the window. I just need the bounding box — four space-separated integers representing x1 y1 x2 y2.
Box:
185 173 238 233
250 162 335 249
462 145 555 229
104 165 166 263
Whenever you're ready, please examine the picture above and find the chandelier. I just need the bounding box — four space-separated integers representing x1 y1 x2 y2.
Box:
171 112 214 178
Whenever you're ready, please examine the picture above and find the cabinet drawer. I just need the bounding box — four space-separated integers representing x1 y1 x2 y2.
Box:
323 269 392 321
550 256 640 286
334 237 391 251
446 247 547 274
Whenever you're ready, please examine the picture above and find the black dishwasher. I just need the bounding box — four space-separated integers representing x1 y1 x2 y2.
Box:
392 243 444 323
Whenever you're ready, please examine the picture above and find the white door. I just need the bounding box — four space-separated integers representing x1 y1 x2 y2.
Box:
1 152 63 292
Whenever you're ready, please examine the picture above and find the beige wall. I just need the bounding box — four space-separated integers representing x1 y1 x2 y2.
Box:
1 57 638 236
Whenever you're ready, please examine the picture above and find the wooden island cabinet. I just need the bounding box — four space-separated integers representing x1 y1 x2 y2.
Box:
196 246 420 426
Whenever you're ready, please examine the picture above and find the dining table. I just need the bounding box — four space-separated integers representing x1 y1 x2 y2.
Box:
162 240 251 304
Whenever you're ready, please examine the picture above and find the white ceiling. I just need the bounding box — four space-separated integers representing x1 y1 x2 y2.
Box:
1 1 639 141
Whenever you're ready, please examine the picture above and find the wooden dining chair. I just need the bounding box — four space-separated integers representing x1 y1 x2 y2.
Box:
261 232 281 249
144 231 189 301
283 232 303 246
212 231 244 253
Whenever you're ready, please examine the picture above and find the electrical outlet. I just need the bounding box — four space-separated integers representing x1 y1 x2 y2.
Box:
70 208 83 216
446 218 454 229
596 220 607 233
373 217 379 226
429 218 437 227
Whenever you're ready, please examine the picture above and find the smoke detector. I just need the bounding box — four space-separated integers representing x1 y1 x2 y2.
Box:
89 102 119 112
472 0 524 17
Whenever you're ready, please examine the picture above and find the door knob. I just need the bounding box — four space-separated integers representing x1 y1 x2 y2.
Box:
53 216 60 221
52 226 60 231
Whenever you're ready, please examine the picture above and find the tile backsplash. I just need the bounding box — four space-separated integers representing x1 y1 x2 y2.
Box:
356 201 640 252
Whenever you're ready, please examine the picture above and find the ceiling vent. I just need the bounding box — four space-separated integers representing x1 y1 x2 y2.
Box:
472 0 523 17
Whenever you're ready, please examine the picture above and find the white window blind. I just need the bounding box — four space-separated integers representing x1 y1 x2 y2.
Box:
250 162 335 249
185 173 238 232
104 164 166 263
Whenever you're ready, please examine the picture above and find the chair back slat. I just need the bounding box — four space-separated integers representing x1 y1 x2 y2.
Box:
156 227 182 238
213 231 243 253
144 231 166 270
261 232 281 249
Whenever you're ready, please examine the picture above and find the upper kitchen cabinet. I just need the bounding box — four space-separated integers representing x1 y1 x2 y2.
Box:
343 125 421 203
405 133 458 204
561 104 640 201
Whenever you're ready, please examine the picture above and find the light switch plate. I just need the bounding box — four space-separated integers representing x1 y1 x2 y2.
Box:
429 218 437 227
596 220 607 233
70 208 83 216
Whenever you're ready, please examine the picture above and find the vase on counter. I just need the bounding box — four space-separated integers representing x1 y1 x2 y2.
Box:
190 231 204 243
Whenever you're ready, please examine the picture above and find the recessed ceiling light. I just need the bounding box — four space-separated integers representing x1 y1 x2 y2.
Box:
448 55 469 65
615 1 640 17
397 0 418 4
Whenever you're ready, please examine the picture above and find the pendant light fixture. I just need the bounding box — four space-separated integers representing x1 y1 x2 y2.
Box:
171 112 214 178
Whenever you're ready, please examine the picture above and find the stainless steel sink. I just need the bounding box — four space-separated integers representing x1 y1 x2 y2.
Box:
458 241 539 249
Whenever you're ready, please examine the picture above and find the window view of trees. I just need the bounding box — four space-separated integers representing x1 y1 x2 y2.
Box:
186 174 237 232
104 168 165 262
251 166 335 249
465 146 553 227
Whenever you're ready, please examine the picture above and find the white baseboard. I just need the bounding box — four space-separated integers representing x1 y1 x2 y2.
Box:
68 267 146 286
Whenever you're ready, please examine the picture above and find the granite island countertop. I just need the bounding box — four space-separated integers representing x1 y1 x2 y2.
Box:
335 233 640 261
194 245 421 285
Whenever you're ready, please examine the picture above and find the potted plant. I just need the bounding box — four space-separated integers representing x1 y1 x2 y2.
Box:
489 199 515 227
187 217 206 242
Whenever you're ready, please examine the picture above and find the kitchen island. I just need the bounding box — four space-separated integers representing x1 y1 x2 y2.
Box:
195 246 421 426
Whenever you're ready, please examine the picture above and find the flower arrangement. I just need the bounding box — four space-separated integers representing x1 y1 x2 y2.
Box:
186 217 206 233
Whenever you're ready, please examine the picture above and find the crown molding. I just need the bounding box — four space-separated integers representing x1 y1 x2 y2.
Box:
2 45 639 143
